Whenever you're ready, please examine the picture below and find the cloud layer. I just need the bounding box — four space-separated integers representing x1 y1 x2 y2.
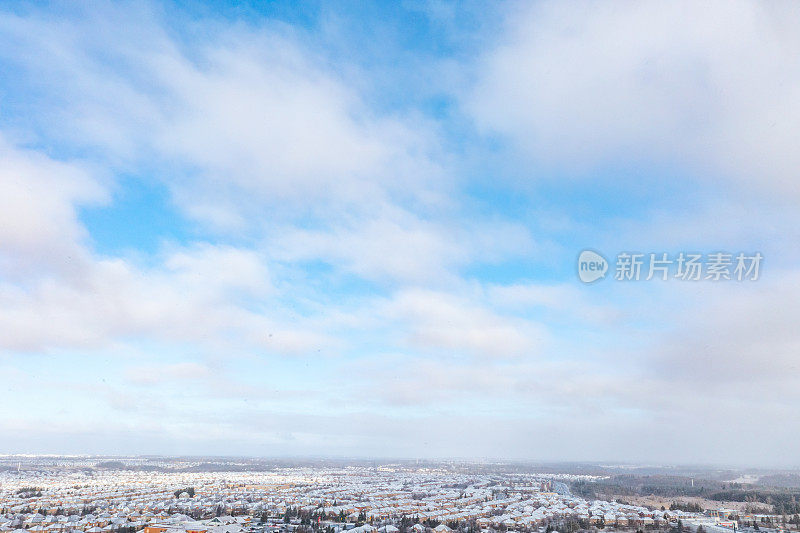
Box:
0 1 798 466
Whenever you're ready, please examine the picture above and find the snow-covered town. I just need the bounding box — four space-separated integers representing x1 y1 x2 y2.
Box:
0 459 779 533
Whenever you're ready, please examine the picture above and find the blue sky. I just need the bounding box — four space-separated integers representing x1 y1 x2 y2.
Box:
1 0 800 466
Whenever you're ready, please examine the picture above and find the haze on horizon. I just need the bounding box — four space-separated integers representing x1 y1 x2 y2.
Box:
1 0 799 467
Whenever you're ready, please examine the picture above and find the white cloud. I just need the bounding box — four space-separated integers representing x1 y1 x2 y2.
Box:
488 282 622 324
383 288 547 358
0 137 106 279
0 242 329 355
468 0 800 199
125 361 212 385
271 205 535 284
0 4 450 231
164 243 272 300
648 272 800 387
